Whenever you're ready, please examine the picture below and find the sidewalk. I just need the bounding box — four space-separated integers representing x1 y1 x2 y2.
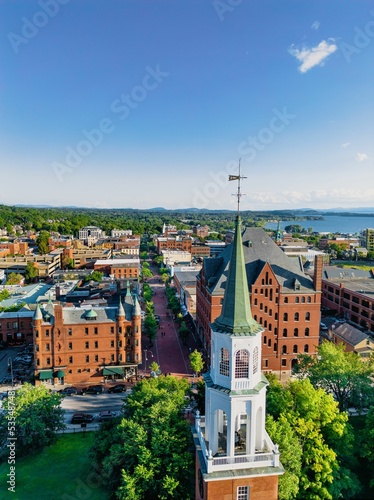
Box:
140 269 200 379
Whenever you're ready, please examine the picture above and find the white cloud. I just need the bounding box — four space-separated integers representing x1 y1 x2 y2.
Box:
289 39 337 73
356 152 368 162
342 142 350 148
311 21 320 30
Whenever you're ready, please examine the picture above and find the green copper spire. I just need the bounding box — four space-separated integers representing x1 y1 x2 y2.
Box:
213 215 262 336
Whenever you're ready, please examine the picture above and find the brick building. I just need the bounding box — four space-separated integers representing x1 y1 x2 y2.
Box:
321 266 374 333
156 236 192 253
33 291 142 386
196 227 322 378
0 310 34 345
193 225 210 238
94 258 140 280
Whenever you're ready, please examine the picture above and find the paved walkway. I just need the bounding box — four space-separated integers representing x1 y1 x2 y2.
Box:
140 266 200 382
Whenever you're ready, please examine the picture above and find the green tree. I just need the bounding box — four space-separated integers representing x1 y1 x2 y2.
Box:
61 254 74 270
6 272 23 285
266 414 302 500
36 230 50 255
0 289 10 302
178 322 190 345
0 384 65 458
25 262 39 282
189 349 204 376
144 313 158 345
294 341 374 412
90 376 194 500
267 377 360 500
84 270 104 282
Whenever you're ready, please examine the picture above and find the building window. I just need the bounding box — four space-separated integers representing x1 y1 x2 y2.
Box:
45 343 50 351
268 338 272 347
111 340 114 348
111 327 114 333
45 329 50 337
68 342 72 350
254 298 258 306
295 297 299 303
294 312 299 321
237 486 249 500
307 296 311 303
85 328 89 335
219 348 230 377
46 357 51 365
264 359 268 368
283 328 287 337
110 354 115 362
294 328 299 337
85 341 89 349
305 312 310 321
263 335 267 344
94 327 98 334
68 328 72 336
301 296 305 303
304 344 309 353
305 327 309 337
284 297 288 303
253 347 258 374
94 341 98 348
273 342 277 352
94 355 98 362
119 327 122 334
69 356 73 363
282 345 287 354
85 355 89 362
283 313 288 321
293 345 298 353
235 349 249 378
281 358 287 367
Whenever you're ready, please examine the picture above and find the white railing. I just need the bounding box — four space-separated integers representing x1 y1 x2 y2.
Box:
195 415 280 473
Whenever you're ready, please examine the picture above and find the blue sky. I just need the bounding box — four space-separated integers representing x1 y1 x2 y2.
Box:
1 0 373 211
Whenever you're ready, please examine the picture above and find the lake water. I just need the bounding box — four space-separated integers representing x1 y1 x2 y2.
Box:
265 214 374 235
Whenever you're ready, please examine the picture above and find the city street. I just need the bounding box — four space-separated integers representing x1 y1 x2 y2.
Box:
139 264 200 380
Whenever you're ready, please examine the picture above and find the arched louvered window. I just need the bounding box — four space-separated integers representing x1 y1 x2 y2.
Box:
235 349 249 378
219 348 230 377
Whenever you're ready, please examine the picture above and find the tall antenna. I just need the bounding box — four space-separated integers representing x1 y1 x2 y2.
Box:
229 158 247 215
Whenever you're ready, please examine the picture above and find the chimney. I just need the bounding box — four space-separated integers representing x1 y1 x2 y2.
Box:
313 254 323 292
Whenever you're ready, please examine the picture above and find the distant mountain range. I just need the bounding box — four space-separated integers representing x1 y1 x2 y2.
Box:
9 204 374 215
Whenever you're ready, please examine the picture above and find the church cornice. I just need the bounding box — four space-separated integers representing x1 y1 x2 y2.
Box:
204 372 269 396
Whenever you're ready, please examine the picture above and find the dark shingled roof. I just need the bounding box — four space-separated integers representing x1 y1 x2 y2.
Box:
333 323 369 346
203 227 314 295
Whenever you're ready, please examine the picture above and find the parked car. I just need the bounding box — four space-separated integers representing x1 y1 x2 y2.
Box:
59 387 78 396
80 385 104 395
71 413 94 424
107 384 127 394
98 410 117 421
320 322 328 331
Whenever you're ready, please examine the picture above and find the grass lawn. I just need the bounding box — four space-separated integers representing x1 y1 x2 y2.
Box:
0 432 107 500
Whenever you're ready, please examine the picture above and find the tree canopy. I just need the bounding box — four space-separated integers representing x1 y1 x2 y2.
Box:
294 341 374 412
0 384 65 458
266 376 360 499
90 376 194 500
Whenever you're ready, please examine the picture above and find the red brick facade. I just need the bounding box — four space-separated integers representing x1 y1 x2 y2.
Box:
34 303 142 385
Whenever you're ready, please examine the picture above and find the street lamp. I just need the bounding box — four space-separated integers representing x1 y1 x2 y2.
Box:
8 357 14 387
143 349 153 372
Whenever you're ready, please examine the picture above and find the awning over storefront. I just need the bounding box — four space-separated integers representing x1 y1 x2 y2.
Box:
55 370 65 378
39 370 53 380
103 366 124 376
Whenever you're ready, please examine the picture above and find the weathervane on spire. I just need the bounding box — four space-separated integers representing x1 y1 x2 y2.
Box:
229 158 247 215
